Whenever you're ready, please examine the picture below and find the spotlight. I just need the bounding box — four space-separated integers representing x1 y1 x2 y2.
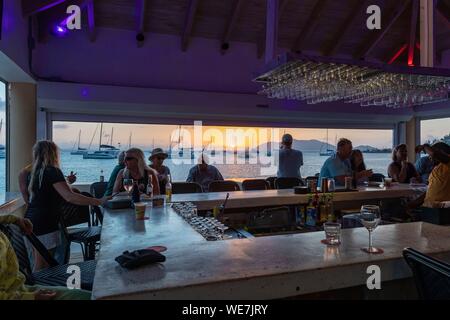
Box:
52 24 68 36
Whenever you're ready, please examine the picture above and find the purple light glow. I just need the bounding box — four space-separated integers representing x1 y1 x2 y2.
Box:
81 88 89 97
53 24 68 36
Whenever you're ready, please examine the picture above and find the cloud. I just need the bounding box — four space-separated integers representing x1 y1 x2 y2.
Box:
54 123 69 130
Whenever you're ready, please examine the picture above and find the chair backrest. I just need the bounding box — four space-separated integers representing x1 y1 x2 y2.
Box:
90 182 108 198
208 180 240 192
59 201 91 228
242 179 270 191
369 173 385 182
275 177 304 189
172 182 203 194
265 177 276 189
418 207 450 225
403 248 450 299
0 224 34 284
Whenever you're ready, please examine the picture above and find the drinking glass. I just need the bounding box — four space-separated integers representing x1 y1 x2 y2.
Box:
359 205 383 254
123 179 134 193
327 179 336 192
323 222 341 245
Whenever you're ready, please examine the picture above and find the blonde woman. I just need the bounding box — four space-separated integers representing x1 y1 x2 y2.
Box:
24 141 108 270
113 148 160 195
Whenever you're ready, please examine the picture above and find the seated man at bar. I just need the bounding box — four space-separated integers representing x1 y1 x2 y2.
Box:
104 151 125 196
388 144 422 184
113 148 160 195
277 133 303 178
415 153 435 184
319 138 372 186
410 142 450 208
186 153 223 192
0 215 91 300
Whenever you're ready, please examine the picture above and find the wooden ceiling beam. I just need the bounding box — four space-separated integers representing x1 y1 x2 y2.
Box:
291 0 329 53
354 0 411 60
407 0 419 66
220 0 244 53
135 0 147 47
22 0 68 17
181 0 200 52
322 0 367 56
257 0 290 59
437 0 450 22
87 0 96 42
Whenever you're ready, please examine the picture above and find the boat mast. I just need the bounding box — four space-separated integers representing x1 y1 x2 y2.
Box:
78 130 81 149
88 124 99 150
110 127 114 146
99 123 103 150
128 132 132 149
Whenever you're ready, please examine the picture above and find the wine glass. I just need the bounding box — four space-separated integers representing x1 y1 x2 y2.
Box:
123 179 134 193
359 205 383 254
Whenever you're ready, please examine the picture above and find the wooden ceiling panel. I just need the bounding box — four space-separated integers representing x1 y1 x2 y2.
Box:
34 0 441 63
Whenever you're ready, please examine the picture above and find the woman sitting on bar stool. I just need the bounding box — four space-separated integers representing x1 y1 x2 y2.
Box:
388 144 422 184
113 148 160 195
24 141 109 271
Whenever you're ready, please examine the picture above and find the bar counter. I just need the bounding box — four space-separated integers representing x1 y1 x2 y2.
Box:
171 184 427 210
92 202 450 300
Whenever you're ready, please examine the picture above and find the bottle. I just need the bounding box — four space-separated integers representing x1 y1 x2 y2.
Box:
305 193 316 227
146 180 153 198
319 194 328 225
165 174 172 202
100 170 105 182
131 181 140 205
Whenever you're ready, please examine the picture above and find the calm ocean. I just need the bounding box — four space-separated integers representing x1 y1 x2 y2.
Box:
0 151 392 192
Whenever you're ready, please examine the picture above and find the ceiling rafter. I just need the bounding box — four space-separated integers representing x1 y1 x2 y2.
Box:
257 0 290 59
354 0 411 60
22 0 68 17
87 0 96 42
291 0 329 53
322 0 367 56
135 0 147 47
181 0 200 52
220 0 244 53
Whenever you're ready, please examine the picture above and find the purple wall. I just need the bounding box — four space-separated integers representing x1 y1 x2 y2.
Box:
0 0 30 75
34 29 264 94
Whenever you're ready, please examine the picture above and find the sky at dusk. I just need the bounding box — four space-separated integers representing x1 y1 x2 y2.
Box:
53 121 396 151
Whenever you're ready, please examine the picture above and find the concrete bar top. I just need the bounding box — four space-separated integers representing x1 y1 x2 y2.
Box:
171 184 426 210
92 203 450 300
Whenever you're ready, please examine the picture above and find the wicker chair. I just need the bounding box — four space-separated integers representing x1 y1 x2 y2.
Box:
0 224 96 290
242 179 270 191
403 248 450 299
172 182 203 194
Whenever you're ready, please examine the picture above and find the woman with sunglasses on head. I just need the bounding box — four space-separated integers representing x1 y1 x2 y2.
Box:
113 148 160 195
149 148 171 195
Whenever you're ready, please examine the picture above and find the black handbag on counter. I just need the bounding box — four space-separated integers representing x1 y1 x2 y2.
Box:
115 249 166 269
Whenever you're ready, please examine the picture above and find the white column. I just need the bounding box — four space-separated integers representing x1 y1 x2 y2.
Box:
8 83 37 192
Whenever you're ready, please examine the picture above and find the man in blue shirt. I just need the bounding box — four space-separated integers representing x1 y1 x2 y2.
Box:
319 138 372 186
187 153 224 192
277 134 303 178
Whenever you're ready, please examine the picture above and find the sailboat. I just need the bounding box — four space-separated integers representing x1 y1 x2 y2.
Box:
319 129 335 156
83 124 120 159
70 130 88 155
0 119 5 159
